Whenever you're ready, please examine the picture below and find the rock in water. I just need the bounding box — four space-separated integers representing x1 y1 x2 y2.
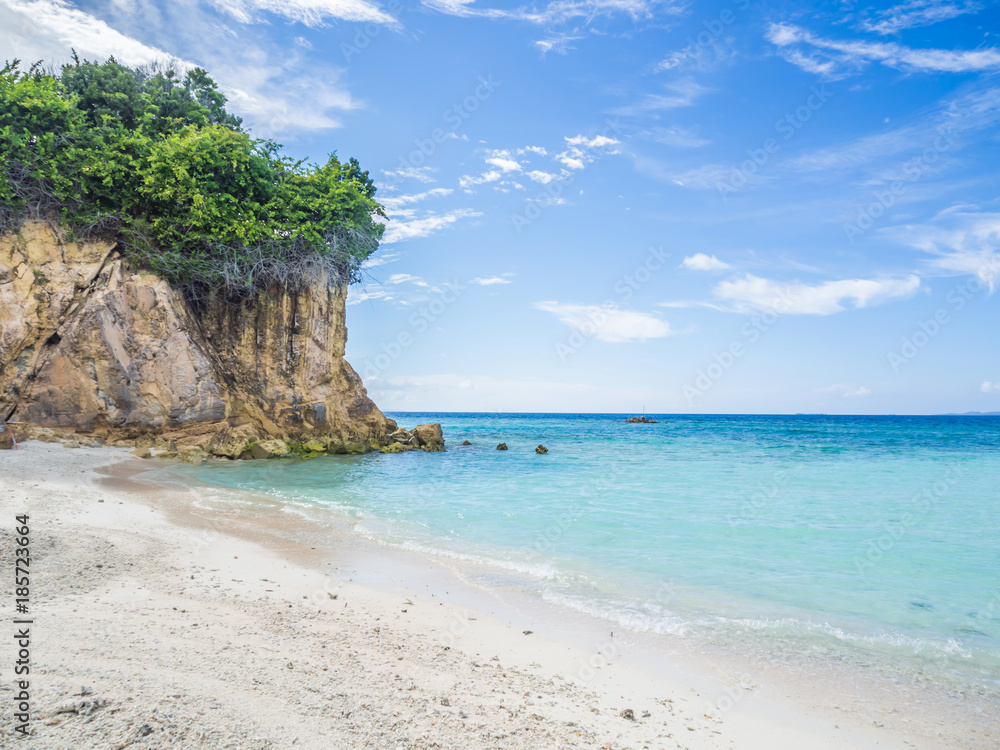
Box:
461 439 472 446
388 428 416 445
207 426 259 459
535 444 548 454
412 423 445 452
496 443 508 451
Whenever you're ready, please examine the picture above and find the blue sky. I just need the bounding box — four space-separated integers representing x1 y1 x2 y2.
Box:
3 0 999 413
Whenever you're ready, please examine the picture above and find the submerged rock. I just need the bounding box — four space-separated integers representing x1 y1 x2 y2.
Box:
625 416 658 423
496 443 508 451
461 439 472 446
535 444 548 454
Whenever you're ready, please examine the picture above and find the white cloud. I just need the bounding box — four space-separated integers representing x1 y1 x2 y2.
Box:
860 0 981 35
526 170 561 183
347 288 394 305
610 80 710 116
0 0 361 135
379 188 452 210
646 125 710 148
381 208 482 244
517 146 548 156
555 133 619 171
459 170 502 189
894 209 1000 290
712 274 921 315
469 276 512 285
422 0 681 27
383 166 437 183
0 0 179 68
485 156 522 172
681 253 732 272
535 33 582 55
207 0 398 26
767 22 1000 76
534 301 672 342
980 381 999 393
387 273 424 285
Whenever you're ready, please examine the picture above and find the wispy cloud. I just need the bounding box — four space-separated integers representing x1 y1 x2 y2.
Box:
767 22 1000 76
859 0 982 35
0 0 364 135
892 208 1000 290
610 79 710 116
422 0 681 27
469 276 512 285
379 188 453 211
534 301 672 342
207 0 399 26
981 381 1000 393
0 0 178 67
382 166 437 183
381 208 482 244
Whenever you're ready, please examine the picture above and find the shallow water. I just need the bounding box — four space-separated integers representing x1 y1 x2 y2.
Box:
161 413 1000 696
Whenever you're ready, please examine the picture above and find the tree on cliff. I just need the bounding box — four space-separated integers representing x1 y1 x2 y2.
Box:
0 57 384 295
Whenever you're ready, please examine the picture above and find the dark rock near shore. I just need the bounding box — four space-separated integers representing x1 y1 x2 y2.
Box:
535 445 548 454
496 443 508 450
625 416 658 423
461 439 472 446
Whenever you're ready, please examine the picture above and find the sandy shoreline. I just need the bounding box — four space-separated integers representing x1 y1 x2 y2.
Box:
0 442 988 749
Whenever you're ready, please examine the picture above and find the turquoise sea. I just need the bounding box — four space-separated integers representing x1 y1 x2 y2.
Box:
163 413 1000 698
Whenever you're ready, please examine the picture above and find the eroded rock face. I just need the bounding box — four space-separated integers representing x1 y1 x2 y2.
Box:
1 222 396 447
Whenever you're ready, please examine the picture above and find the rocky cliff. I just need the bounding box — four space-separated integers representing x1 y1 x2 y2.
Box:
0 221 400 454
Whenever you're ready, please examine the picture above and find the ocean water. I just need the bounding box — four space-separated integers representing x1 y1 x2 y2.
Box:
163 413 1000 695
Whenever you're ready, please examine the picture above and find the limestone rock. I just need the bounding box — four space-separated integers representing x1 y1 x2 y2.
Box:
177 445 210 464
388 428 415 445
207 427 258 459
0 222 397 446
412 423 444 451
250 439 289 459
301 438 327 453
132 447 152 459
380 441 407 453
0 424 13 450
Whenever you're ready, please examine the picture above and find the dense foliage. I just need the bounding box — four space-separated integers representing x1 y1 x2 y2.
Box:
0 57 384 293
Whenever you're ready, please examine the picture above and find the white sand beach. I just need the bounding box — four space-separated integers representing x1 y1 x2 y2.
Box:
0 442 982 749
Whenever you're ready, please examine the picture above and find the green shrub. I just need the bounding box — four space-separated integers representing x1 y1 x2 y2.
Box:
0 57 384 295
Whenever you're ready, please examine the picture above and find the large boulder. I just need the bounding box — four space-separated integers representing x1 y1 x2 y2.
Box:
207 426 259 459
411 423 444 451
0 423 13 450
250 439 289 459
